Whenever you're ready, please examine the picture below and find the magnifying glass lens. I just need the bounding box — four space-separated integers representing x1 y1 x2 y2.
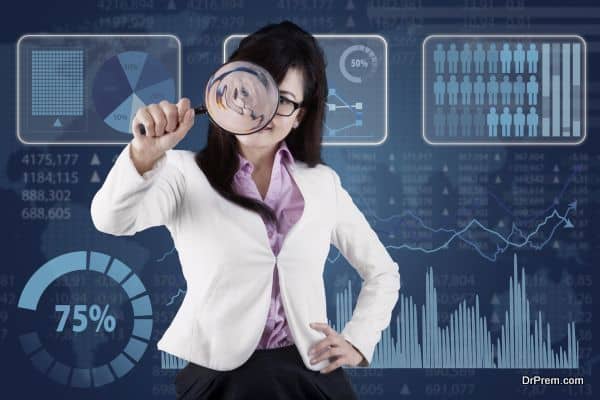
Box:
205 61 279 135
137 61 278 136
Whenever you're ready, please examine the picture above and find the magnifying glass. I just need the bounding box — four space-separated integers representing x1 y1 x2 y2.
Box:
137 60 279 136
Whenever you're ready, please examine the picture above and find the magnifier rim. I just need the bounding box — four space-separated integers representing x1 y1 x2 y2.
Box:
204 60 279 135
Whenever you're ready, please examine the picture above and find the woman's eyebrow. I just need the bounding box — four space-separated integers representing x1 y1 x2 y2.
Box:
279 90 297 100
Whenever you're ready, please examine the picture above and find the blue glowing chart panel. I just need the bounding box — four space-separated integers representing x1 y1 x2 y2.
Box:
224 35 388 146
17 251 153 387
422 35 587 146
17 35 180 145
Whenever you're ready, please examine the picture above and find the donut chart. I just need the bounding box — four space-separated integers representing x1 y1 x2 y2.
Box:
92 51 176 134
17 251 153 387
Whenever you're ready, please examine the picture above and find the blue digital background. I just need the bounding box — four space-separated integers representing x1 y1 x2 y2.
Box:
1 0 598 399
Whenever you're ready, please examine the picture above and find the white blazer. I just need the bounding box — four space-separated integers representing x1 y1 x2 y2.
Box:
90 142 400 371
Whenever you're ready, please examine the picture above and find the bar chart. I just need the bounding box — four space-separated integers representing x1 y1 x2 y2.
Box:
332 253 578 369
422 35 586 145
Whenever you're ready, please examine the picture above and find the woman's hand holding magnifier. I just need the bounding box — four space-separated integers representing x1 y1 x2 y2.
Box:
129 98 195 175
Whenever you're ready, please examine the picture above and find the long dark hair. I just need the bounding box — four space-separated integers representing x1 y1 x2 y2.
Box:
195 20 328 224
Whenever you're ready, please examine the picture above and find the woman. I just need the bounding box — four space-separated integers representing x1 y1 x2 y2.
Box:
91 21 400 399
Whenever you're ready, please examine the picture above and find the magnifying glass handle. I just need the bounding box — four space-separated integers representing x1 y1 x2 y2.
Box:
137 105 207 135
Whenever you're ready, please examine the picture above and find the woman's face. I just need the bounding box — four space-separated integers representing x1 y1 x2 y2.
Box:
235 66 305 149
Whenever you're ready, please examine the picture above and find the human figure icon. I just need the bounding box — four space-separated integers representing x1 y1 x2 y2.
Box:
500 75 512 105
527 106 539 136
487 106 499 136
434 75 446 105
434 43 446 73
473 107 485 136
434 107 446 136
487 43 499 73
473 43 486 73
447 43 459 74
460 43 472 73
514 75 525 105
527 43 539 73
460 75 472 105
461 107 472 136
448 107 459 136
500 43 512 73
527 75 539 105
447 75 459 105
513 106 525 136
500 106 512 136
514 43 525 73
487 75 499 104
474 75 485 105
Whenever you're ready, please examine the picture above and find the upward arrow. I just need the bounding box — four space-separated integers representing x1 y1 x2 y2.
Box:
90 171 101 183
90 154 101 166
346 16 355 28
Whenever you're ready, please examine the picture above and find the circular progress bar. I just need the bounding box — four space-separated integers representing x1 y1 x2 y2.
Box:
339 44 379 84
17 251 153 387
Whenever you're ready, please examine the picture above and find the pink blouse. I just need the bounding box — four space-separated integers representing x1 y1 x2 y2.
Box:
232 140 305 349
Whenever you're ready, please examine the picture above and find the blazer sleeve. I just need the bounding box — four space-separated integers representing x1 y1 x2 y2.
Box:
329 168 401 367
90 142 186 236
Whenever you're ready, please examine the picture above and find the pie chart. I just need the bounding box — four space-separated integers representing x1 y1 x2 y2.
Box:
92 51 176 134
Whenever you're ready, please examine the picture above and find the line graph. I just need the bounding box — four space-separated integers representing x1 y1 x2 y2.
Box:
328 200 576 263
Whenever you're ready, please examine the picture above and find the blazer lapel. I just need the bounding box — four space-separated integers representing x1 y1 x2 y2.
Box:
277 161 310 256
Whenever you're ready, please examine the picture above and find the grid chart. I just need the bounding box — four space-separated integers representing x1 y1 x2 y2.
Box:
31 50 84 116
422 35 586 145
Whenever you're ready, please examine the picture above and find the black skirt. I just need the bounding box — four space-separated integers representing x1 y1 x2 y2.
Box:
174 344 359 400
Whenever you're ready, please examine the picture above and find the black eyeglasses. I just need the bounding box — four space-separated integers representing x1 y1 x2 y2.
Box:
275 95 303 117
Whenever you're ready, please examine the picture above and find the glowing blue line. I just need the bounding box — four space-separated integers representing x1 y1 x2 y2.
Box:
166 288 186 306
328 201 576 263
156 247 177 262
